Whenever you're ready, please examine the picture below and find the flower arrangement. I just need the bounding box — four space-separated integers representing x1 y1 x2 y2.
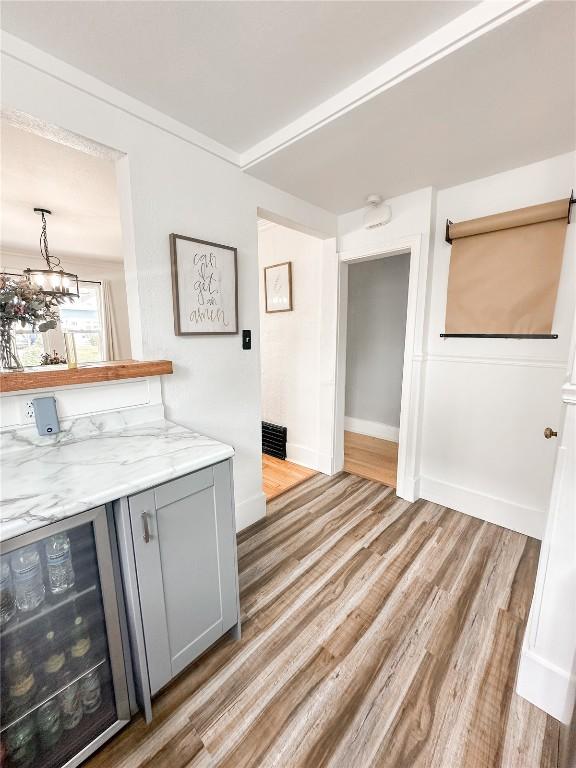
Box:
0 273 66 370
40 350 67 366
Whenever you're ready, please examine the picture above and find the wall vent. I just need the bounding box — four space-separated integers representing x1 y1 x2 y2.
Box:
262 421 287 460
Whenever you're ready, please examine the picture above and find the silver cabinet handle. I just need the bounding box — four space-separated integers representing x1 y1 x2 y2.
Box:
141 511 151 543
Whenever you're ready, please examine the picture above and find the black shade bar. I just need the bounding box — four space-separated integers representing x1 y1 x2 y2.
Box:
445 190 575 244
440 333 558 339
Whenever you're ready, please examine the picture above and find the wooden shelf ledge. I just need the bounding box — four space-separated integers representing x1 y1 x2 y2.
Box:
0 359 173 393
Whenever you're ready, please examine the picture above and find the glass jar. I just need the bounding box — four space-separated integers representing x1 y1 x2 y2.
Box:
80 669 102 714
59 674 83 731
5 713 37 768
36 692 63 751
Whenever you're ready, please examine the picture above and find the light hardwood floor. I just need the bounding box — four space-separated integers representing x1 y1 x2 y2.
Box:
344 430 398 487
87 472 560 768
262 453 317 501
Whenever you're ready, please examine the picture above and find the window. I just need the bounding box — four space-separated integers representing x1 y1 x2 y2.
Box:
59 282 105 364
11 278 106 368
14 327 46 367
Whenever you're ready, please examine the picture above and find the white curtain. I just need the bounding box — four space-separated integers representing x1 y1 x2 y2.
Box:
101 280 120 360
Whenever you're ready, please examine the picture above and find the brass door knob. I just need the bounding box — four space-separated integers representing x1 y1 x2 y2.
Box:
544 427 558 439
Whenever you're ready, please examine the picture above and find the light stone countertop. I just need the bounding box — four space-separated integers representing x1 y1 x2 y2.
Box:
0 407 234 541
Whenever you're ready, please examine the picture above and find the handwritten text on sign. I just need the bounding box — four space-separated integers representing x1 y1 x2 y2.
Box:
176 238 237 333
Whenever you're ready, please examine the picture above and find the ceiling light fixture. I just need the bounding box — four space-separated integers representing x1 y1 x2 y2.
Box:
24 208 79 298
363 194 392 229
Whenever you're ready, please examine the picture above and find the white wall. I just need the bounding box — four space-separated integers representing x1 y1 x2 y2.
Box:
420 152 576 539
2 44 337 531
0 252 132 360
338 188 434 254
258 223 324 469
0 376 163 430
345 253 410 440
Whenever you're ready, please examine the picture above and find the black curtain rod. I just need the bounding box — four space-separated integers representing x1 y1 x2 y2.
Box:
445 189 575 245
440 333 558 339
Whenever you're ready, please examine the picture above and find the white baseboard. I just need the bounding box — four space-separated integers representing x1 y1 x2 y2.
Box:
517 647 576 723
286 442 318 469
344 416 399 443
396 474 419 503
235 491 266 532
419 476 545 539
285 442 333 474
316 451 335 475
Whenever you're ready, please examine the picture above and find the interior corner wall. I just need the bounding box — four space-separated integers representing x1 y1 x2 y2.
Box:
258 224 324 469
2 48 337 532
345 254 410 440
420 152 576 540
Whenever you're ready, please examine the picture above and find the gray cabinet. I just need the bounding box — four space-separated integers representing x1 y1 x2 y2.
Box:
116 459 239 711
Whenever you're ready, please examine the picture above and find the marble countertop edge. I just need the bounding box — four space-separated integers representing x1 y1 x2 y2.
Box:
0 414 235 542
1 444 234 542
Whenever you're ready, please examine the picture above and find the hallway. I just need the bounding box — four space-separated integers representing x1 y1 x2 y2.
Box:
262 454 317 501
343 431 398 487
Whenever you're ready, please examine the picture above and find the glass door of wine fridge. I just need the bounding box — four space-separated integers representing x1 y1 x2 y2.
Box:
0 506 130 768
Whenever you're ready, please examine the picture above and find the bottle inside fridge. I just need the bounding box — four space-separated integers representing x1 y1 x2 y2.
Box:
0 518 126 768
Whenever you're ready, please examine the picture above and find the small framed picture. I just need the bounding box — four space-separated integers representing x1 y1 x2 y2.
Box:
170 234 238 335
264 261 293 313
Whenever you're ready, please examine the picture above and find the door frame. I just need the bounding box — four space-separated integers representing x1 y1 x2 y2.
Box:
333 234 428 501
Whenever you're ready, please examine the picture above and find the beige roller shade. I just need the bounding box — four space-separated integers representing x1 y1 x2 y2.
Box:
445 198 570 336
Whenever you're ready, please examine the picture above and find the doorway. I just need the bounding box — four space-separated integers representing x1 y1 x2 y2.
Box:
342 252 410 488
257 217 328 501
333 235 427 503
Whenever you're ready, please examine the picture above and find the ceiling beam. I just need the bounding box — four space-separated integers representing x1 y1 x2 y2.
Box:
240 0 541 169
1 1 542 174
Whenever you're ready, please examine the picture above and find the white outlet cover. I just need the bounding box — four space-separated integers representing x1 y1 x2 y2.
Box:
21 394 56 423
22 399 36 423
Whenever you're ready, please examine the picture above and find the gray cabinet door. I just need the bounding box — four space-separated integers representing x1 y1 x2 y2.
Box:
129 460 238 695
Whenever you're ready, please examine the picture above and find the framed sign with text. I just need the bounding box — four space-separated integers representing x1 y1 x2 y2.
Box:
170 234 238 335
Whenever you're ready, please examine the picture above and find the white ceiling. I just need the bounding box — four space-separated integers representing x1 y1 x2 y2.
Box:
1 123 123 262
247 1 576 212
1 0 476 152
1 1 574 215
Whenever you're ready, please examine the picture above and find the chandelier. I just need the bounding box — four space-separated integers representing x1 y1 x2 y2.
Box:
24 208 79 298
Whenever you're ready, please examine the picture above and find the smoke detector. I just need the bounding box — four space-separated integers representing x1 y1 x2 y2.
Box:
363 194 392 229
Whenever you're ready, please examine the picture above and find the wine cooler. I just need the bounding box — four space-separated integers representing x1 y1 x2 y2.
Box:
0 507 130 768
